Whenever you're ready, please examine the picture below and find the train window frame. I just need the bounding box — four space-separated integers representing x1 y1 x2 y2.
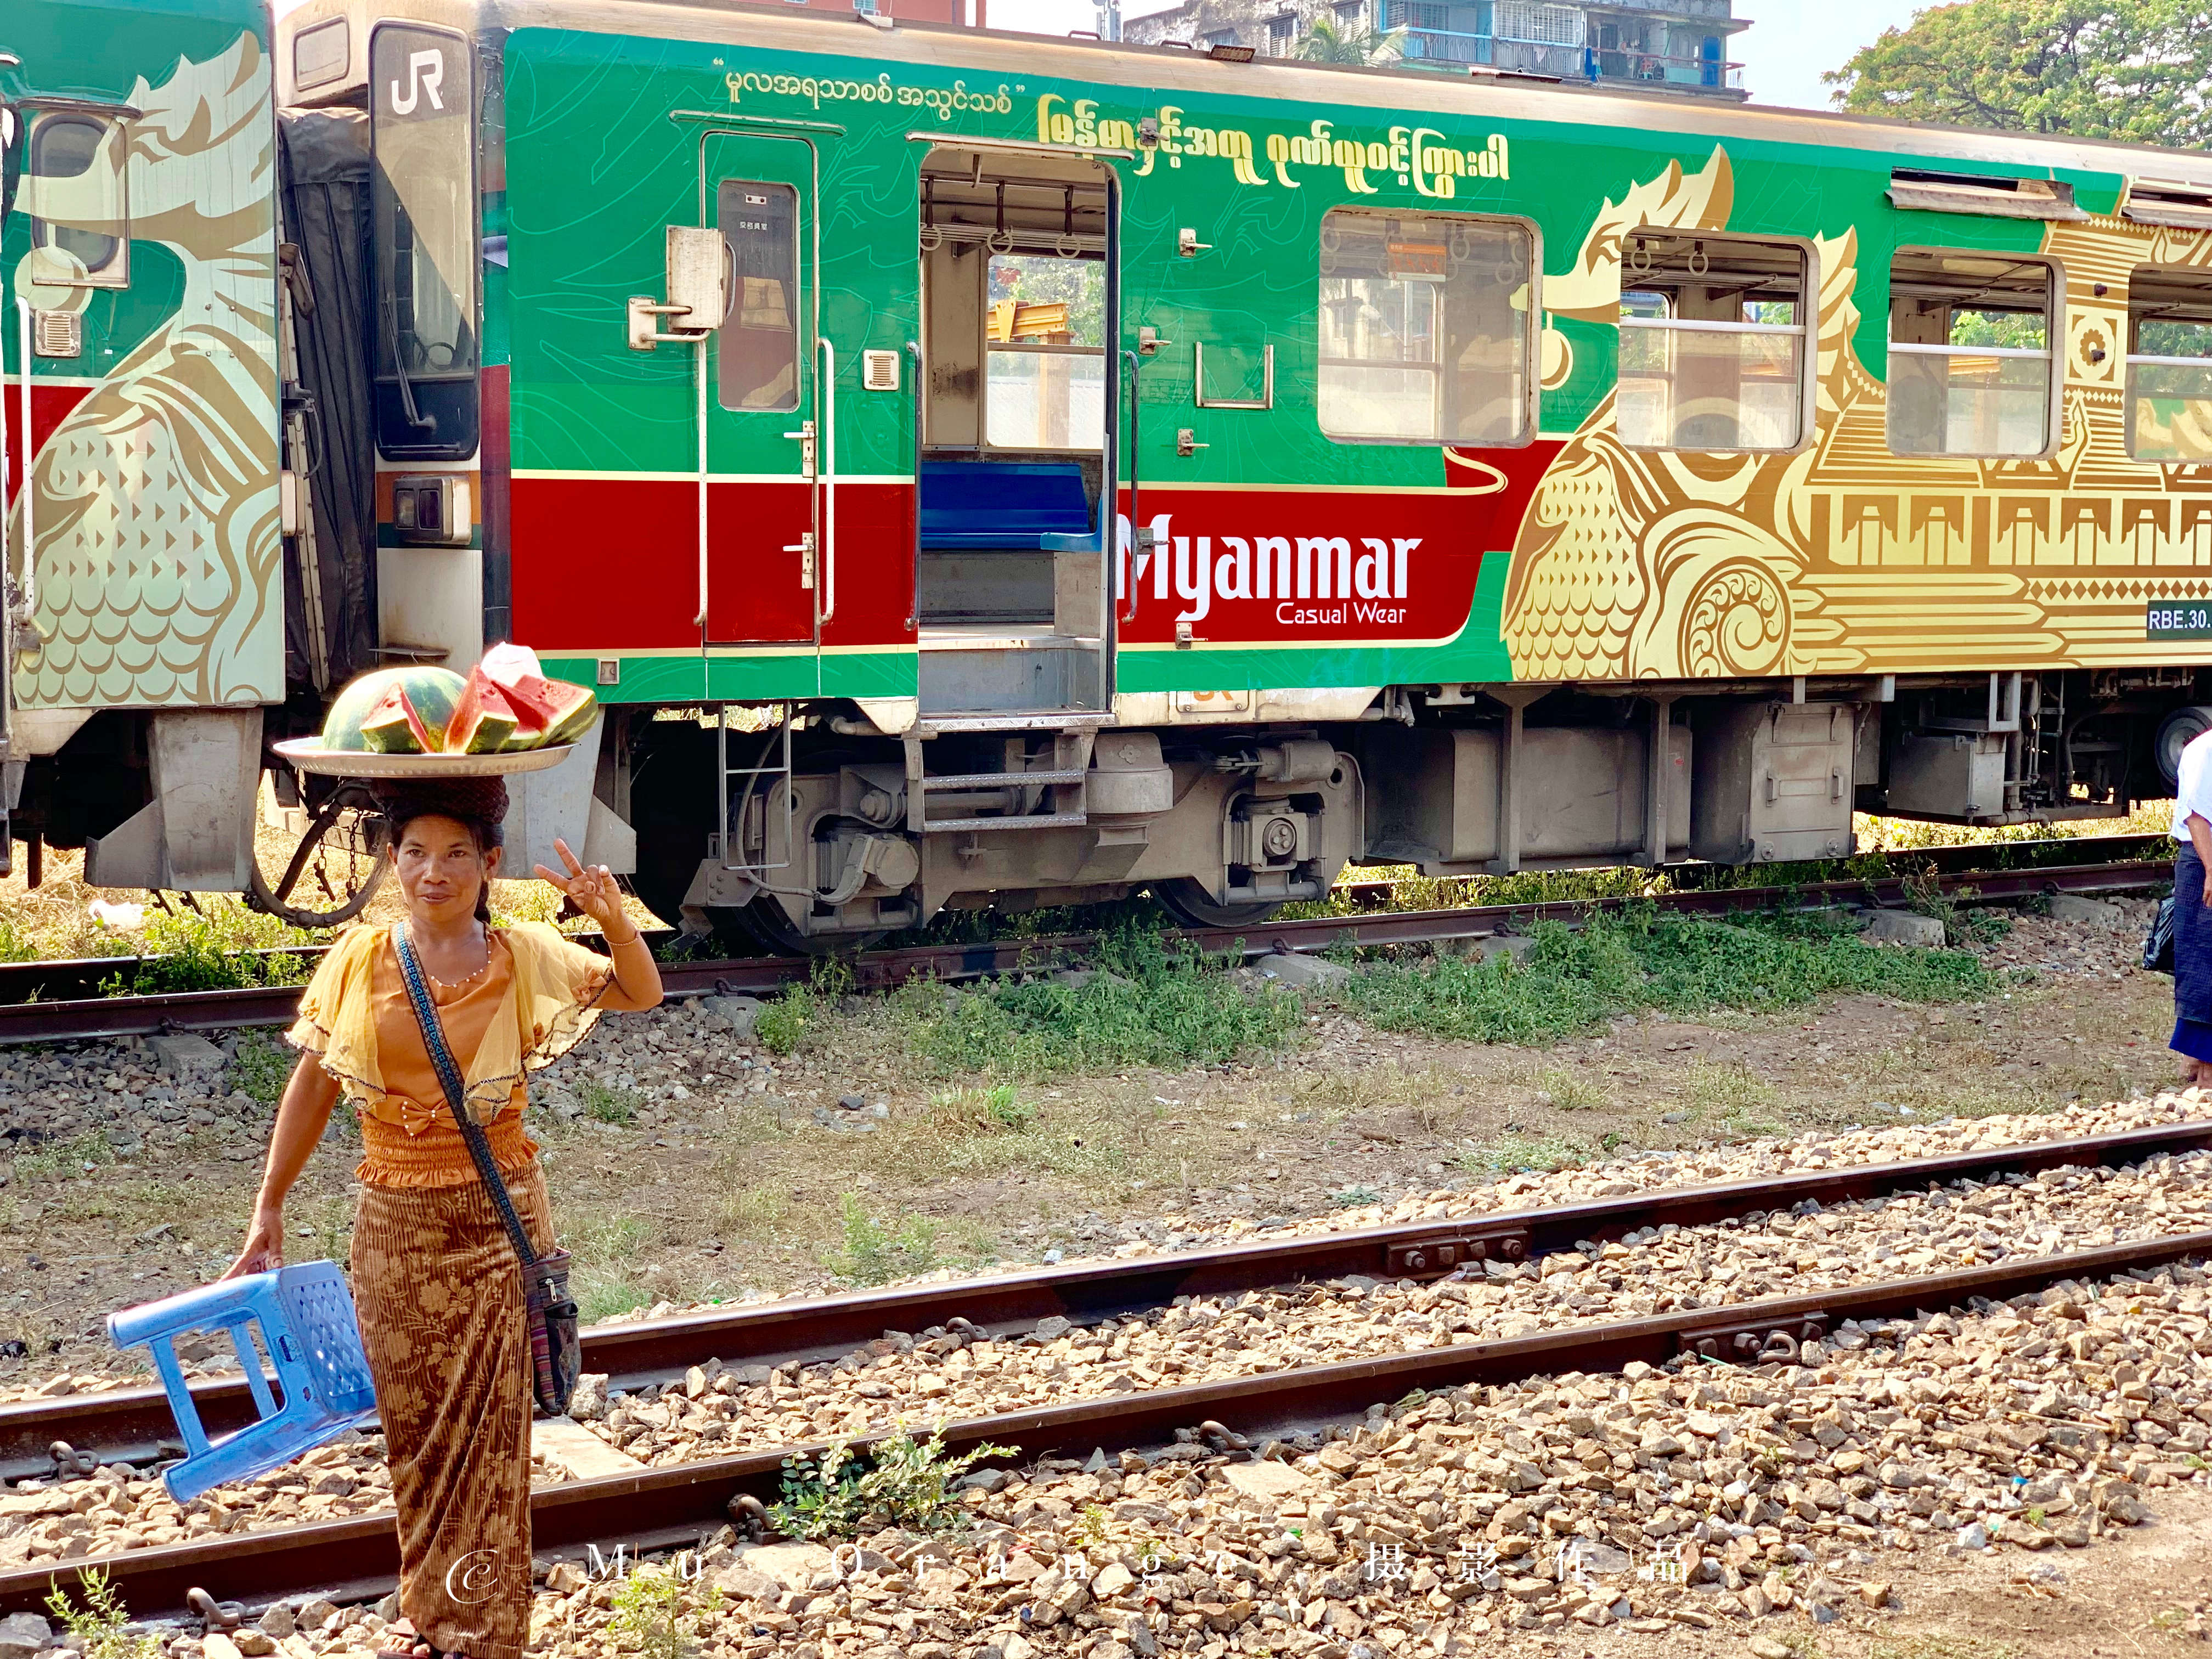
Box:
292 18 351 93
1612 230 1816 456
2124 264 2212 466
1314 207 1542 450
368 20 479 464
1884 246 2063 463
716 179 804 415
981 250 1109 453
24 109 129 290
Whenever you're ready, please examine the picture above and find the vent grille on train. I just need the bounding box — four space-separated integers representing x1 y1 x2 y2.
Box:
861 349 901 392
1887 167 2087 222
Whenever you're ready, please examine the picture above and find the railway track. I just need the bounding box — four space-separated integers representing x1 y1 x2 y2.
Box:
0 849 2171 1045
3 1118 2206 1618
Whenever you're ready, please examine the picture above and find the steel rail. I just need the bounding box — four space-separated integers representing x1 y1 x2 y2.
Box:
0 833 2158 1006
0 856 2171 1044
1327 832 2171 908
9 1120 2208 1488
5 1228 2205 1620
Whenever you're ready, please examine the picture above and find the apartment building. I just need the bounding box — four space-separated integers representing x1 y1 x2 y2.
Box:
1122 0 1748 99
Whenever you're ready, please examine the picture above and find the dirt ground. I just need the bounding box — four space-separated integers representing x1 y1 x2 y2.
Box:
0 899 2178 1379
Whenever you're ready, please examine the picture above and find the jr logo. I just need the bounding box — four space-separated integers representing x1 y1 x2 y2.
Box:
388 48 446 115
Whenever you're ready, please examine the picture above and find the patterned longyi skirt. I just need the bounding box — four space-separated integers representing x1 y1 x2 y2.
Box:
351 1162 553 1659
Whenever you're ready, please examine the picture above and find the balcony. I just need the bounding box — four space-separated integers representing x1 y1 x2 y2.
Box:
1593 45 1743 89
1395 26 1741 88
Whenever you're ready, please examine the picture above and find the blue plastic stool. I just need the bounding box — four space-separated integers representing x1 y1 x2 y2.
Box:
107 1260 379 1503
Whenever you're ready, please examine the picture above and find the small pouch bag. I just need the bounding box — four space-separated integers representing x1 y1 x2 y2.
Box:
2146 894 2177 976
393 925 582 1418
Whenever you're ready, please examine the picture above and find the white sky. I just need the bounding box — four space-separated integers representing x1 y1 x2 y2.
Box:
988 0 1934 111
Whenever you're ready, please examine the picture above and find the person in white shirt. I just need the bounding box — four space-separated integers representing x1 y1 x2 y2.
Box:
2170 725 2212 1084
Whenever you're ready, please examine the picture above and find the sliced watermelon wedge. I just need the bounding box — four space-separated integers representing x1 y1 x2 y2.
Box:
479 640 600 749
444 669 523 754
360 685 433 754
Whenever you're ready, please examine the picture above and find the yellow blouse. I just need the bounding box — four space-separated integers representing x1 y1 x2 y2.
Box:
287 922 613 1188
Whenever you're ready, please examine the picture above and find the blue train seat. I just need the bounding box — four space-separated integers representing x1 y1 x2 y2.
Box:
918 460 1101 552
108 1261 379 1503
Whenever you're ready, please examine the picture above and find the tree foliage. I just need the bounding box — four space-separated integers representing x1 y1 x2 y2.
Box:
1824 1 2212 149
1295 17 1405 65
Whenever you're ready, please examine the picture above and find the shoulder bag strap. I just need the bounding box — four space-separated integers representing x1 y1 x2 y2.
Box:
393 924 539 1269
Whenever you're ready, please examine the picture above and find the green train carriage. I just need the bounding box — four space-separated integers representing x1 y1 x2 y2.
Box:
11 0 2212 940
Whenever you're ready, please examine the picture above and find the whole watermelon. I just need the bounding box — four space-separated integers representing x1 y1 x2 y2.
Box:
321 666 469 753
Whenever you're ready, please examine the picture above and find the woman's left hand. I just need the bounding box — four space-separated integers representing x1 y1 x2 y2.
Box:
534 838 629 931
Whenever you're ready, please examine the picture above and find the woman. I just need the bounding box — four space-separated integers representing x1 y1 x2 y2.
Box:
2172 723 2212 1085
225 777 662 1659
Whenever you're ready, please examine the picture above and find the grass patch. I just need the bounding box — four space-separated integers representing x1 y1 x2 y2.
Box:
1530 1068 1607 1113
931 1082 1037 1132
826 1193 943 1288
229 1032 293 1109
769 1426 1014 1541
98 902 320 995
610 1566 723 1659
1345 907 2002 1046
579 1077 641 1125
896 923 1302 1079
1462 1133 1590 1176
1680 1059 1785 1137
562 1211 658 1321
13 1128 117 1183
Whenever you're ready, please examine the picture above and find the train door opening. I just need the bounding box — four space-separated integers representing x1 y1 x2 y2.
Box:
915 146 1115 716
702 132 820 647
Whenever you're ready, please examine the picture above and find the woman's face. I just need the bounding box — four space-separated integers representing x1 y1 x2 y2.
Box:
395 815 503 922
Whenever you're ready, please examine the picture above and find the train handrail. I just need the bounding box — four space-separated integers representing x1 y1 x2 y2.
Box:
818 336 835 625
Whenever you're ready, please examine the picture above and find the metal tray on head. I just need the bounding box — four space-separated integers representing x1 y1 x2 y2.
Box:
270 739 576 778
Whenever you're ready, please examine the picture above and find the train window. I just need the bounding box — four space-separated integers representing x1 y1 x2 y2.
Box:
1317 209 1535 447
1614 233 1808 452
2126 266 2212 464
293 18 351 92
370 24 477 461
1886 249 2057 459
717 181 801 413
24 112 128 289
984 253 1106 449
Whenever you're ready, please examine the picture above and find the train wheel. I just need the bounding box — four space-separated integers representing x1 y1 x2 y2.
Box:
709 897 885 958
2157 706 2212 788
1149 877 1285 931
249 781 391 928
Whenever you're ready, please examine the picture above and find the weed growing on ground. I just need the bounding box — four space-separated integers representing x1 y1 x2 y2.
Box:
562 1212 657 1321
932 1082 1036 1132
1530 1068 1606 1112
1461 1133 1589 1176
97 902 318 996
12 1129 116 1183
906 921 1302 1077
827 1193 941 1286
756 984 820 1056
1899 871 2011 946
609 1565 723 1659
44 1566 159 1659
1329 1184 1385 1208
1869 1639 2017 1659
1346 907 2001 1046
769 1426 1015 1540
228 1032 292 1109
579 1077 640 1125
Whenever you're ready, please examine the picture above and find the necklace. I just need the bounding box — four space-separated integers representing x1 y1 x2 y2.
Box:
413 927 492 990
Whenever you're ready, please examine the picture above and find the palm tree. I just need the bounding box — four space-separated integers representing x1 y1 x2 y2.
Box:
1295 15 1406 64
